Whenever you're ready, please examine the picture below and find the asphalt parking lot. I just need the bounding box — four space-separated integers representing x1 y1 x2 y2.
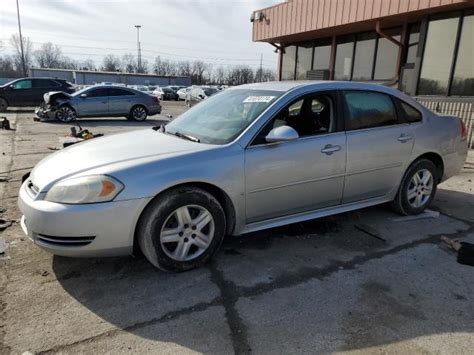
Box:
1 102 473 354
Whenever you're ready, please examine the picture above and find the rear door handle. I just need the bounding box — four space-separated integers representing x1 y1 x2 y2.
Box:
321 144 341 155
397 134 413 143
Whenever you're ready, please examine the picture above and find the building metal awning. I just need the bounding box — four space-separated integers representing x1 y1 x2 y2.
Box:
252 0 473 44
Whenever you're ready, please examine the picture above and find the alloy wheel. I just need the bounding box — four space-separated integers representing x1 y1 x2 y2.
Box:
56 106 76 122
160 205 215 262
407 168 433 208
132 106 147 120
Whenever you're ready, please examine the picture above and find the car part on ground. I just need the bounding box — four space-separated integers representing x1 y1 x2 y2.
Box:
1 117 11 130
18 81 468 271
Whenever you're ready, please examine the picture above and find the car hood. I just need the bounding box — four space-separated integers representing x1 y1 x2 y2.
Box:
43 91 72 104
31 129 212 191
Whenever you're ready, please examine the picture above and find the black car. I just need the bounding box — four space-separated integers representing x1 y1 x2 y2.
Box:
0 77 76 112
162 87 179 101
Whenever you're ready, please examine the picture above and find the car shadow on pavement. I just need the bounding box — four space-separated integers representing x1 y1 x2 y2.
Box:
50 198 474 352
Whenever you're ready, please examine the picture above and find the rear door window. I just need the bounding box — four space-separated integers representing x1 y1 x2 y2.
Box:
343 91 399 130
87 88 108 97
33 79 61 88
398 100 422 123
108 88 134 96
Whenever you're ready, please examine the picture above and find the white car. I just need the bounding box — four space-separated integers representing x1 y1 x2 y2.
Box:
152 87 164 100
177 88 190 100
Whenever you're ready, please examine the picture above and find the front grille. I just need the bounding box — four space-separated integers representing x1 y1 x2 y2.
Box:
36 234 95 247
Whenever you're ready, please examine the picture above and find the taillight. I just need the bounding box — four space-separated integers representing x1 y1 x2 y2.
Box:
153 96 160 103
460 119 467 141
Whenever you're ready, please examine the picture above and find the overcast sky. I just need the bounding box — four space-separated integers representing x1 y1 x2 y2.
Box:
0 0 280 70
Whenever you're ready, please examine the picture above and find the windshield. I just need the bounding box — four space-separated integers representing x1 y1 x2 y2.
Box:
204 88 218 96
165 89 283 145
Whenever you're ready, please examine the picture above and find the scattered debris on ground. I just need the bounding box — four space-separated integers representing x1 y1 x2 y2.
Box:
1 116 11 130
390 209 440 222
0 218 13 231
60 126 104 147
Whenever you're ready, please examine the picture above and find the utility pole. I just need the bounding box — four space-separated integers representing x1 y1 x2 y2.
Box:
134 25 142 73
259 53 263 82
16 0 27 77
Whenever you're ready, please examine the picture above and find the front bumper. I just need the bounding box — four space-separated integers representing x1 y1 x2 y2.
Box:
35 105 56 121
18 179 151 257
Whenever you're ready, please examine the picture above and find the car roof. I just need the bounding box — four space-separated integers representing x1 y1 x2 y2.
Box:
234 80 402 95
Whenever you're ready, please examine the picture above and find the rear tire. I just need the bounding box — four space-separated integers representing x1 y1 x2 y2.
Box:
0 97 8 112
137 187 226 272
391 159 438 215
130 105 148 121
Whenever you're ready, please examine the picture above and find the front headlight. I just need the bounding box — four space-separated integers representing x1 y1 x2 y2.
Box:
45 175 124 204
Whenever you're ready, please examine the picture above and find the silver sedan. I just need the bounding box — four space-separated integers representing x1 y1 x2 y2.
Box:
19 81 468 271
36 85 161 122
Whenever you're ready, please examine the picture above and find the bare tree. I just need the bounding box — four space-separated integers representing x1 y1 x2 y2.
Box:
177 61 192 77
58 56 78 70
0 55 19 77
79 59 96 71
139 59 149 73
102 54 121 72
212 67 226 85
121 53 136 73
34 42 62 68
10 34 33 73
191 60 208 85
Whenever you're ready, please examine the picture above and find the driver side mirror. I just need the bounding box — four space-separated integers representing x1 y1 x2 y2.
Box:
265 125 299 143
9 85 14 90
80 93 88 98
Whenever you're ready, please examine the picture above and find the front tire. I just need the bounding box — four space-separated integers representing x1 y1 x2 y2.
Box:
130 105 148 121
137 187 226 272
56 105 76 122
391 159 438 215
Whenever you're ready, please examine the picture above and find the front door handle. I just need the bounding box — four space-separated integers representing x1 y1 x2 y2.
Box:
321 144 341 155
397 134 413 143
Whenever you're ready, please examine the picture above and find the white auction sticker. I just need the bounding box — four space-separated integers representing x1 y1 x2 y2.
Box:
243 96 276 103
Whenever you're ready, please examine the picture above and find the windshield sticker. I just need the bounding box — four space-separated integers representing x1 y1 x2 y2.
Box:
243 96 276 103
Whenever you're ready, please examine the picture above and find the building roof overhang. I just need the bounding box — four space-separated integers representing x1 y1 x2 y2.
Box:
252 0 473 44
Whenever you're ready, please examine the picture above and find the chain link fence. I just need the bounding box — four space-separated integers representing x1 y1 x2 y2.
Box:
415 97 474 148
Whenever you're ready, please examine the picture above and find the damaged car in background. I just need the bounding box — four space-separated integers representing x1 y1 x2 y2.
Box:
35 85 161 122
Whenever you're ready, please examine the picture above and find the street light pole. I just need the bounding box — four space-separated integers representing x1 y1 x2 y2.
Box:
134 25 142 73
16 0 27 77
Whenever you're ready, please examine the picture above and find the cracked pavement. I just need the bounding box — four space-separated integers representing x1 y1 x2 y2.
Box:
1 103 473 354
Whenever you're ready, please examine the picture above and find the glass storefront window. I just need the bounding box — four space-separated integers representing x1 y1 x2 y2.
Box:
352 33 376 81
281 45 297 80
418 17 459 95
374 28 401 80
313 40 331 70
334 36 354 80
296 43 313 80
451 15 474 96
406 24 420 64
